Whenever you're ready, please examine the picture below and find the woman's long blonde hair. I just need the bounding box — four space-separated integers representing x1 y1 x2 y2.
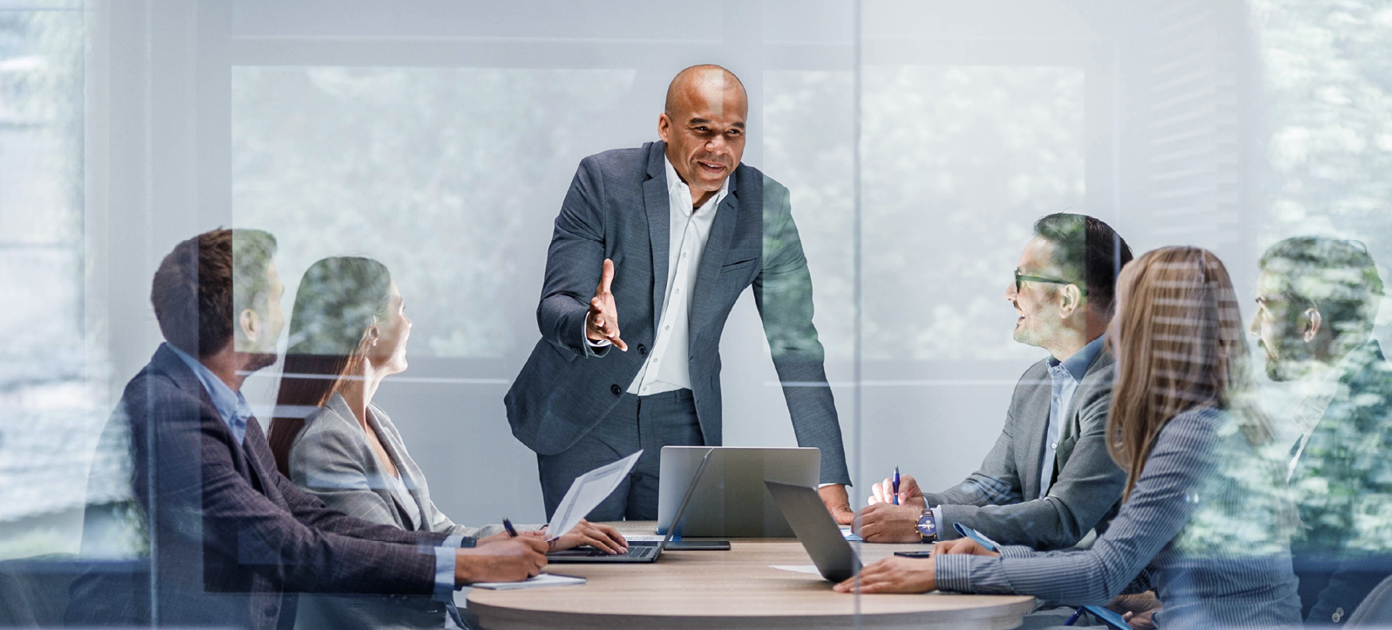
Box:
1106 246 1273 500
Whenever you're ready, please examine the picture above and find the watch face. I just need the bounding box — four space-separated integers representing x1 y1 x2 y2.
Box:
917 512 937 537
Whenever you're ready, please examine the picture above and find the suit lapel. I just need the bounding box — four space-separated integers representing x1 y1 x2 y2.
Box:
153 345 257 487
687 172 741 337
365 407 421 531
241 418 275 495
1019 365 1050 501
644 142 671 331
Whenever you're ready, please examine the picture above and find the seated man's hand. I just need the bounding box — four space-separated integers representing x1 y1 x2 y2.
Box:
819 484 856 525
546 519 628 555
454 537 548 585
1107 591 1162 630
854 502 926 543
931 538 999 558
868 473 926 509
833 556 935 594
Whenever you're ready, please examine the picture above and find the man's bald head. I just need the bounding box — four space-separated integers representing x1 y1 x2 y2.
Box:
664 65 747 116
657 64 748 206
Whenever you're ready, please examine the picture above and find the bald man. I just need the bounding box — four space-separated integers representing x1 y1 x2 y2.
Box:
506 65 853 522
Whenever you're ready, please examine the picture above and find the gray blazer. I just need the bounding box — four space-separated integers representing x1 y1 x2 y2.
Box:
936 407 1304 629
923 351 1127 550
286 394 507 630
505 141 850 485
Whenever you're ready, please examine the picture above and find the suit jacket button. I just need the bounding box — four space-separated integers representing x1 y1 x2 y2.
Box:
638 344 648 355
1333 607 1344 622
610 384 622 396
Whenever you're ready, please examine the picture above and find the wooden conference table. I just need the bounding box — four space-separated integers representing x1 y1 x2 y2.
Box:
467 522 1036 630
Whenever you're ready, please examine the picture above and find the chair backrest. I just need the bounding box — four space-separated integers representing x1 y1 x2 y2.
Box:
0 554 78 628
1347 574 1392 627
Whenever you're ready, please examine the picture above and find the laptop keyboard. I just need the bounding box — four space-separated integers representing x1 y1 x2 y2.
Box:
550 544 658 558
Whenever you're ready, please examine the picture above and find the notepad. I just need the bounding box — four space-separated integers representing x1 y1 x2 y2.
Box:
471 573 587 590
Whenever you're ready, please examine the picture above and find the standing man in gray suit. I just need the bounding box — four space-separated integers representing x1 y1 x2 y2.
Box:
506 64 853 523
857 214 1132 551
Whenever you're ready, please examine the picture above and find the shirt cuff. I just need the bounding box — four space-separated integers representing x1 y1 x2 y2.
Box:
433 546 457 601
934 553 1015 594
931 506 945 536
443 534 471 548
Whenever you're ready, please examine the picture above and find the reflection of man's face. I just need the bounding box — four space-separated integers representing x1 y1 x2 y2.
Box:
1250 270 1314 381
237 262 285 371
658 71 747 205
1007 236 1066 349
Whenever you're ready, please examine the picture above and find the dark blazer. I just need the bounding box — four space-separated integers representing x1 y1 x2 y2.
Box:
66 344 455 630
923 351 1127 550
505 141 850 485
1290 340 1392 625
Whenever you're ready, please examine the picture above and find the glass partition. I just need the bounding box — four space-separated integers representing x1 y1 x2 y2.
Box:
2 1 1390 628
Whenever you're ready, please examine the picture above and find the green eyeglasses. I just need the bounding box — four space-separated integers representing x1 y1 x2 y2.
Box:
1014 269 1088 294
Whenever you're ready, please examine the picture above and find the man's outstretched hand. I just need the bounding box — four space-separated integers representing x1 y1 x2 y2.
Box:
586 258 627 351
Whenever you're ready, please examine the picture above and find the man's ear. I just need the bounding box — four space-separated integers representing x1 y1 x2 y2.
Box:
238 308 260 345
1302 307 1323 343
657 112 672 143
1058 284 1083 318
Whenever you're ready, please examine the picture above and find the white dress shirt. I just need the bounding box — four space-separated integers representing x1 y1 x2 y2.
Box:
586 157 728 397
625 158 729 395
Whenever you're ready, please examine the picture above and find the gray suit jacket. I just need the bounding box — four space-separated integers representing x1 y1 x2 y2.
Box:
923 351 1127 550
505 141 850 485
286 394 508 630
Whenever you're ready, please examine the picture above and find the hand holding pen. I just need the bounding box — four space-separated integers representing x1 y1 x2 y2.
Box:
868 472 925 508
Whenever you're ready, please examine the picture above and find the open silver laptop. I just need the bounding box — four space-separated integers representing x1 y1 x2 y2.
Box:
546 449 712 564
658 446 819 537
764 480 862 582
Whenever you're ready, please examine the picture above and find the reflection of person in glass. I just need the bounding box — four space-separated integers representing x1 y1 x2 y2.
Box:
266 257 626 630
857 214 1131 550
66 231 547 630
505 65 853 522
1252 237 1391 625
839 247 1303 630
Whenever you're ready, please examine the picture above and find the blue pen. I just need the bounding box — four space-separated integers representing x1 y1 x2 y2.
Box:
502 518 519 538
1063 607 1084 626
892 467 900 506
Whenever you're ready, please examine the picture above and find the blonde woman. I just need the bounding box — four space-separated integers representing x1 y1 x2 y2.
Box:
837 247 1302 629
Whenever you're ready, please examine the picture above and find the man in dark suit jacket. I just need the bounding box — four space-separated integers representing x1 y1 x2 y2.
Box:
855 214 1131 551
67 229 545 630
505 65 853 522
1252 236 1392 626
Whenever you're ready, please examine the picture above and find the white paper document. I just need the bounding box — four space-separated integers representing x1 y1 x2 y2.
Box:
471 573 587 590
546 450 642 541
771 565 823 576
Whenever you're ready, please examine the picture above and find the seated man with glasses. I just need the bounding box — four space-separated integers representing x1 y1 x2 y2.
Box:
856 213 1133 555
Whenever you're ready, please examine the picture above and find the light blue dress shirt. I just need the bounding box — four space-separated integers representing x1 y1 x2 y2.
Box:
1038 335 1105 499
166 343 463 601
167 344 253 445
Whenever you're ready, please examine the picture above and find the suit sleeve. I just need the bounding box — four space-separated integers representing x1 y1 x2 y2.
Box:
933 383 1127 550
934 412 1214 605
537 156 611 359
921 415 1026 512
131 382 442 596
752 177 850 486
